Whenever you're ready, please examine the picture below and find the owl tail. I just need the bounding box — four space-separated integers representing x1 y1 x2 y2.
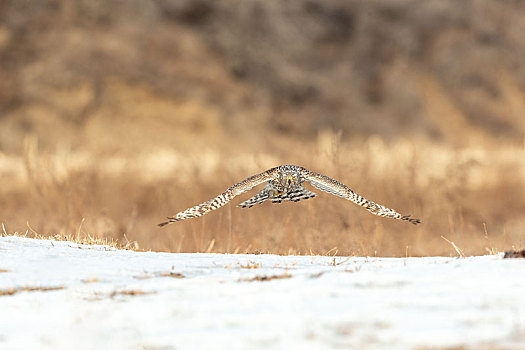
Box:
238 189 272 208
271 187 317 203
239 186 317 208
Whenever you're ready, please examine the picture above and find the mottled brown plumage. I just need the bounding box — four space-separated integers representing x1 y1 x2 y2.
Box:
158 165 420 226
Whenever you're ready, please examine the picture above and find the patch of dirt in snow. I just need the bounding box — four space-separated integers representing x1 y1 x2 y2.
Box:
0 285 65 296
239 273 293 282
504 250 525 258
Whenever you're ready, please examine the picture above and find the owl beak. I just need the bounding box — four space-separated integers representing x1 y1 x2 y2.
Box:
287 177 292 186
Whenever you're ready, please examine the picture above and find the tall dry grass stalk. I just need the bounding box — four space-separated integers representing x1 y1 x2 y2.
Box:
1 133 524 256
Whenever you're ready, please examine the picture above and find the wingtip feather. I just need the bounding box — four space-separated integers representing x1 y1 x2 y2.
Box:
158 216 178 227
402 215 421 225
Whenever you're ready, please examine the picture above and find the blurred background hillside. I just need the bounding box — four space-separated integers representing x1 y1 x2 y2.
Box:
1 0 525 256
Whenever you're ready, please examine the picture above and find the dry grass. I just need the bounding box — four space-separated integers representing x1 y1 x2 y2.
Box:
109 289 153 297
158 272 185 278
1 132 524 257
1 229 139 251
0 286 65 297
1 1 525 257
240 273 293 282
240 261 263 269
1 220 139 251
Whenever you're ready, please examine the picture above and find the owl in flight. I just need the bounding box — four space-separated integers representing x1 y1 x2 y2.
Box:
158 165 420 227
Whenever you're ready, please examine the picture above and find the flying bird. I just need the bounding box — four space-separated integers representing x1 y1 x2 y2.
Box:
158 165 420 226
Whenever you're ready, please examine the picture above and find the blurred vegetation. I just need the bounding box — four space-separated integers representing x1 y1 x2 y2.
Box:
1 0 524 255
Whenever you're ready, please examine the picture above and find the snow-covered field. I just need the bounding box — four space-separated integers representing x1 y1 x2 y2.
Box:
1 236 524 350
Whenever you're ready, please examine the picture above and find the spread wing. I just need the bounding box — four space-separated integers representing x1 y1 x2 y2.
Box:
158 167 279 226
300 168 420 224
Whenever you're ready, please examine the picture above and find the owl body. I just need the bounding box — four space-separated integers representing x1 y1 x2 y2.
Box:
267 164 304 190
158 165 420 226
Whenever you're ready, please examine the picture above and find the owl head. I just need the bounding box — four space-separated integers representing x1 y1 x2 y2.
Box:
279 165 301 188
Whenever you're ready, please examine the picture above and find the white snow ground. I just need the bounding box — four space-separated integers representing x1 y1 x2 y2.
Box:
0 236 524 350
